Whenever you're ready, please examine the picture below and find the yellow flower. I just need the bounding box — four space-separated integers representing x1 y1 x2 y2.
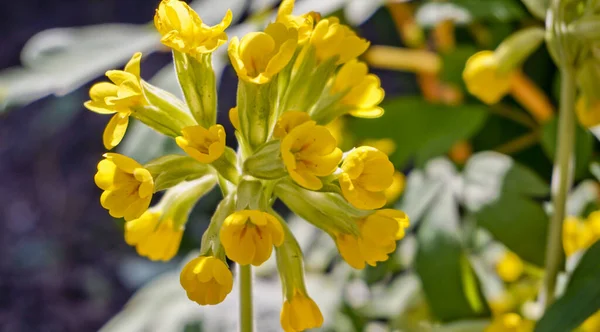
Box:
219 210 285 266
384 172 406 204
586 211 600 238
94 153 154 221
280 289 324 332
485 313 534 332
281 121 342 190
330 60 384 118
575 96 600 128
496 251 524 283
180 255 233 305
84 53 145 149
336 209 408 269
580 310 600 332
563 216 594 257
276 0 320 44
228 22 298 84
310 17 370 64
361 138 396 156
229 107 240 131
339 146 395 210
154 0 232 58
273 111 311 139
124 210 183 261
463 50 514 105
176 124 226 163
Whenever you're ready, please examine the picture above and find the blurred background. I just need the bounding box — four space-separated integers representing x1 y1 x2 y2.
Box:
2 0 598 331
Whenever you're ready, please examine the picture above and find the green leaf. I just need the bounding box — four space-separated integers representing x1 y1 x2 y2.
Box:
348 97 488 168
541 117 593 180
449 0 528 21
519 0 549 20
463 152 549 266
535 240 600 332
415 160 488 321
440 46 478 86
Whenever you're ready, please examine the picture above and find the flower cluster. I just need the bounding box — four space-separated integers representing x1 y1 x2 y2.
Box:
87 0 409 330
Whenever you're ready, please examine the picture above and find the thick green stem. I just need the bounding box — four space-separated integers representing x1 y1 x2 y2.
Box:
543 69 575 307
239 264 253 332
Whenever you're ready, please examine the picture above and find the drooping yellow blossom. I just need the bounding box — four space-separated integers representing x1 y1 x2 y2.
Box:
273 111 311 139
580 310 600 332
339 146 394 210
485 313 534 332
463 51 514 105
180 255 233 305
94 153 154 221
219 210 285 266
84 53 145 149
330 59 384 118
276 0 320 44
384 172 406 204
176 124 226 163
280 289 324 332
154 0 232 58
229 107 240 131
281 121 343 190
496 251 524 283
310 17 370 64
229 22 298 84
575 96 600 128
336 209 408 269
124 210 183 261
563 216 594 257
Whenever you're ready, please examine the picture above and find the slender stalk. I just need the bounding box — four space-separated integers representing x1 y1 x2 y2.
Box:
239 264 253 332
543 69 575 307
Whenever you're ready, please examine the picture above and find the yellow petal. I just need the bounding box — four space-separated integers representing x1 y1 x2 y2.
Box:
103 113 129 150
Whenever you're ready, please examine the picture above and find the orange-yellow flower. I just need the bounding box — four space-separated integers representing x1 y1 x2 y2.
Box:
176 124 226 163
180 255 233 305
463 51 514 104
125 210 183 261
330 60 384 118
273 111 311 139
280 289 324 332
310 17 369 64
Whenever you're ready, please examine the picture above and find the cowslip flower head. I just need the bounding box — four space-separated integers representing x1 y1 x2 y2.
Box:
176 124 226 163
310 17 369 65
339 146 395 210
280 289 324 332
84 53 145 149
124 210 183 261
485 313 534 332
273 111 311 139
276 0 320 44
281 121 343 190
94 153 154 221
495 251 524 283
219 210 285 266
336 209 408 269
154 0 232 58
180 255 234 305
563 216 594 257
330 60 384 118
575 96 600 128
228 22 298 84
463 50 514 104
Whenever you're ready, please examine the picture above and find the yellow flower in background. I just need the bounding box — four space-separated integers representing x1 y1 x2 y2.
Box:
124 210 183 261
229 107 240 131
273 111 311 139
575 96 600 128
281 121 343 190
485 313 534 332
176 124 226 163
219 210 284 266
339 146 395 210
276 0 320 44
463 50 514 105
361 138 396 156
563 216 594 257
384 172 406 204
84 53 145 149
154 0 232 58
94 153 154 221
580 310 600 332
180 255 233 305
280 289 324 332
330 60 384 118
586 211 600 237
336 209 408 269
229 22 298 84
310 17 370 64
496 251 524 283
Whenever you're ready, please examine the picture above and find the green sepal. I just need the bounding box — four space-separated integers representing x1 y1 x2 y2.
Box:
494 27 546 74
211 147 241 185
199 194 236 261
160 176 218 229
236 178 266 211
243 140 287 180
140 80 196 130
237 79 277 151
144 154 213 192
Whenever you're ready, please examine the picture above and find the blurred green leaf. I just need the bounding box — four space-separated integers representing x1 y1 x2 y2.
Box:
463 152 549 266
349 97 488 168
519 0 549 20
440 46 477 86
449 0 528 21
541 118 593 180
535 240 600 332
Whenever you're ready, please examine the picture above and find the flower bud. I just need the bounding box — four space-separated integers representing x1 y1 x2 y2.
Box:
496 251 524 283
